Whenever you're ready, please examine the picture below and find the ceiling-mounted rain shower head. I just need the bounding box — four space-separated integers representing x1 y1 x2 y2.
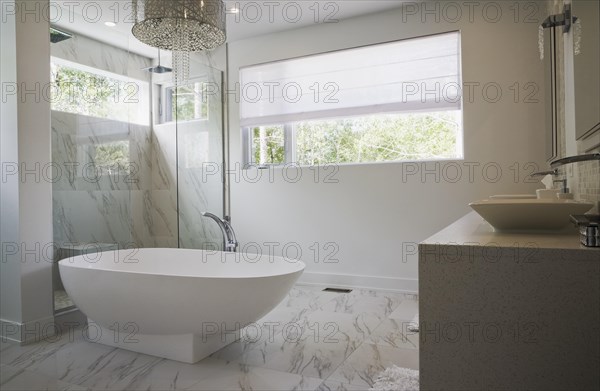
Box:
142 49 172 73
50 27 72 43
143 64 173 74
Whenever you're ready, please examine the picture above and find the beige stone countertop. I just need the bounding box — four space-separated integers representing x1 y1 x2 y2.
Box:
421 211 599 253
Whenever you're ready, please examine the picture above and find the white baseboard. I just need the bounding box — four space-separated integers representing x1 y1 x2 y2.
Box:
297 271 418 294
1 316 56 344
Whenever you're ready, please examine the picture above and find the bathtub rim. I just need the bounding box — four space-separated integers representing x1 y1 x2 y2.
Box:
58 247 306 279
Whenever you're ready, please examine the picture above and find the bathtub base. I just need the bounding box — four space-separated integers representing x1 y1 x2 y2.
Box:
88 320 240 363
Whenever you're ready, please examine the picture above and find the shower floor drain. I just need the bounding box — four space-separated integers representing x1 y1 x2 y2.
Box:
322 287 353 293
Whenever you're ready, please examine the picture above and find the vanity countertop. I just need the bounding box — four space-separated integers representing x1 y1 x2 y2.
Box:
421 211 597 253
419 212 599 391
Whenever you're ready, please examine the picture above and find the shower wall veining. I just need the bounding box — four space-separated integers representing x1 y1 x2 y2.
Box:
51 33 223 251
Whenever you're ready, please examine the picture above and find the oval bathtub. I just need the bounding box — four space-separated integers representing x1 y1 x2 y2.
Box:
59 248 305 363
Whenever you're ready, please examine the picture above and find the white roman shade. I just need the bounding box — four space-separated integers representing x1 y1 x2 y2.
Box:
240 31 461 128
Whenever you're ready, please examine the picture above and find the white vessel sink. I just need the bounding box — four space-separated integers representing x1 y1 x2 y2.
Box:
469 199 594 231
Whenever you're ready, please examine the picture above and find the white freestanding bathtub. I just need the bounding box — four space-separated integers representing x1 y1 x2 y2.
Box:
59 248 305 363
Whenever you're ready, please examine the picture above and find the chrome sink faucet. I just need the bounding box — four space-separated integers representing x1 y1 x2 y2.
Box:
530 169 559 177
549 153 600 169
531 153 600 192
202 212 238 252
531 153 600 177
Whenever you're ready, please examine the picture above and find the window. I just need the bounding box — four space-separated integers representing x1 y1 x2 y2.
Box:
251 125 286 165
75 128 133 177
161 82 210 124
50 57 149 126
51 58 148 176
93 141 129 171
240 32 463 166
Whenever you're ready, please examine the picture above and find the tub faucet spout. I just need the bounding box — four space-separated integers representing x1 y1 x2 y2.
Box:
202 212 238 252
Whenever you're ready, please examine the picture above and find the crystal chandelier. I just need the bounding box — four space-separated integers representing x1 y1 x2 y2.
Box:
132 0 226 84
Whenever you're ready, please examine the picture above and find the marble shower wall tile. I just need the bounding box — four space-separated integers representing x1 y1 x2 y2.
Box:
53 190 133 248
50 29 164 251
149 190 179 244
52 110 157 249
175 67 225 250
51 32 226 251
140 123 179 247
128 124 152 191
52 112 152 193
151 124 177 191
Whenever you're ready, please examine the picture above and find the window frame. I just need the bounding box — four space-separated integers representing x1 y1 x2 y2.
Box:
243 124 296 168
243 110 464 168
50 56 150 126
158 81 211 125
240 31 464 168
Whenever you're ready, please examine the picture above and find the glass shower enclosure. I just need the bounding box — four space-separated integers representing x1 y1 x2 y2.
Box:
153 58 225 250
50 29 225 313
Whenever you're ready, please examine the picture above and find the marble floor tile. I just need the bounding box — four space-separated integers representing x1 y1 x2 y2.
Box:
12 339 163 390
341 288 407 303
0 333 84 370
0 338 17 353
388 298 419 321
367 319 419 349
315 379 369 391
232 310 384 379
0 365 88 391
184 360 322 391
232 329 348 379
274 285 342 313
112 357 247 391
0 284 419 391
319 289 405 318
327 343 419 388
210 307 305 363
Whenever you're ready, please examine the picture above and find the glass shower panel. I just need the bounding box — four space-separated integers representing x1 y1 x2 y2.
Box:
177 62 224 250
50 28 152 313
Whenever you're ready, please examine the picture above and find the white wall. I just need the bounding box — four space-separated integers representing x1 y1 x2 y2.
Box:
0 0 54 341
1 0 23 324
15 0 54 329
228 1 547 292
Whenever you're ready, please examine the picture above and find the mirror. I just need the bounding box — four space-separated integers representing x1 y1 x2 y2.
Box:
573 0 600 140
544 26 558 161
